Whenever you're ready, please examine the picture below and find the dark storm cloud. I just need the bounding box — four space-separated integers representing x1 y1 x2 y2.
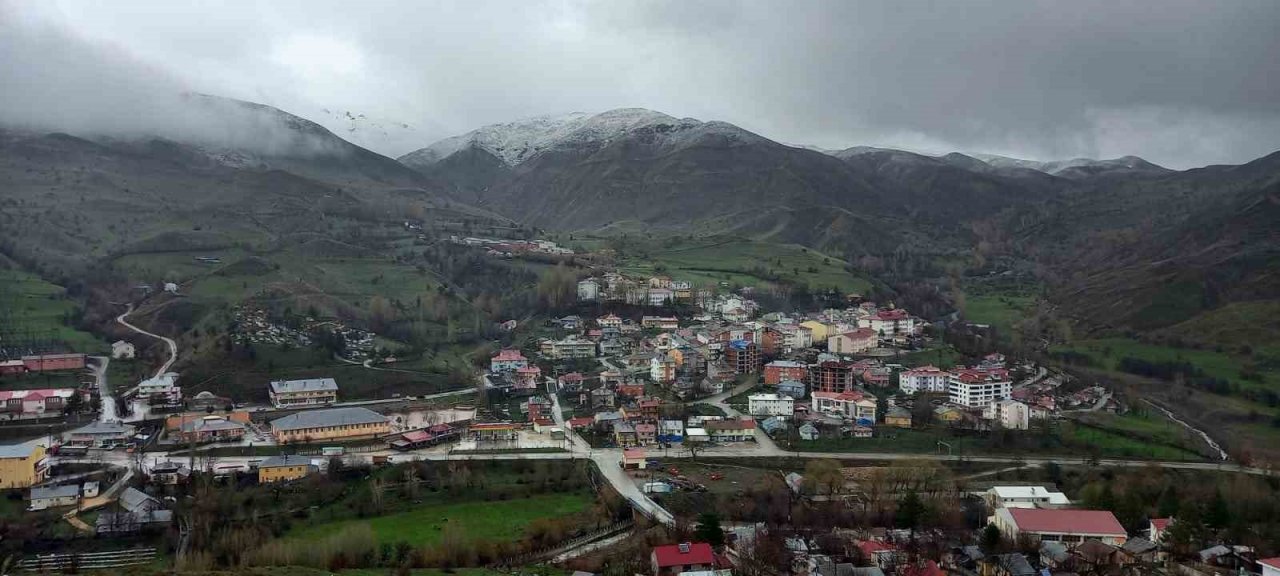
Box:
3 0 1278 168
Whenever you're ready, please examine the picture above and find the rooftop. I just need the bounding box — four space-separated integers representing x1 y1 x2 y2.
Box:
1004 508 1126 536
30 484 80 500
270 378 338 394
261 455 315 468
652 542 715 567
269 407 387 432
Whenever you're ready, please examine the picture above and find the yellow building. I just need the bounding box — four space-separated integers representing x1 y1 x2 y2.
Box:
269 407 390 444
800 321 832 343
0 444 48 488
884 407 913 429
934 406 964 423
257 455 316 483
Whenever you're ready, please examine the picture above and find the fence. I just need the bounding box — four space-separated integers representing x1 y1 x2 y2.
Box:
19 547 157 572
498 519 634 566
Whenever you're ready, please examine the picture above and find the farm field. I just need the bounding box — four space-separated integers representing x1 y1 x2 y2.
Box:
963 293 1037 332
618 238 871 293
286 492 594 547
0 269 108 354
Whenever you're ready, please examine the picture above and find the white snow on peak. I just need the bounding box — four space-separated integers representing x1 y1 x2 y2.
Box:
402 108 710 167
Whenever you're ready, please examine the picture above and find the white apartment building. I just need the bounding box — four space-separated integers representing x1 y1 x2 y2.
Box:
985 399 1031 430
947 368 1012 408
748 393 795 417
900 365 949 394
811 391 877 421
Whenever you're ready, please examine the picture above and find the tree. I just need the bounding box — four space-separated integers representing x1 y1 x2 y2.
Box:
1156 485 1180 518
694 512 725 547
895 490 927 530
802 459 844 496
1205 488 1230 529
981 524 1001 551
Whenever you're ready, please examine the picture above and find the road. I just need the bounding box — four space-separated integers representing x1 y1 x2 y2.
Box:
117 304 177 380
88 356 118 422
701 379 786 455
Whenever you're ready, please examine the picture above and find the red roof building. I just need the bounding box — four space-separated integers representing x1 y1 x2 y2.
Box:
650 542 715 576
994 508 1128 546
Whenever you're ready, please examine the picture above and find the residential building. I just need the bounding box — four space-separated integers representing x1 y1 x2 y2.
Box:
269 378 338 408
0 444 48 488
137 372 181 405
777 379 806 399
541 336 597 360
622 448 648 469
725 340 762 374
984 486 1071 509
828 328 877 354
798 423 819 440
577 278 600 301
598 314 623 329
985 399 1031 430
111 340 136 359
651 354 678 384
149 461 190 485
613 422 638 446
992 508 1127 547
748 393 795 417
884 406 913 428
173 415 249 444
900 365 949 394
0 388 78 417
648 288 674 306
982 553 1037 576
861 309 915 339
812 391 877 422
810 360 856 393
641 316 680 330
651 543 715 576
96 488 172 535
705 419 756 442
801 320 834 344
948 368 1012 408
1148 518 1172 543
514 366 543 391
65 421 135 448
635 423 657 445
1259 558 1280 576
490 349 528 372
28 483 80 511
934 405 964 424
764 360 807 385
258 455 317 483
269 407 390 444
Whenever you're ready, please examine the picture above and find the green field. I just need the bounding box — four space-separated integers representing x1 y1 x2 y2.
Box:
1054 337 1279 394
286 492 592 547
618 238 871 293
0 269 108 354
963 293 1037 332
1062 421 1200 461
897 345 962 368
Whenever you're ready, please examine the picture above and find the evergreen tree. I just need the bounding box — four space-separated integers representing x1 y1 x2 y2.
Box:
694 512 725 547
895 490 927 530
1205 488 1230 529
1156 485 1180 518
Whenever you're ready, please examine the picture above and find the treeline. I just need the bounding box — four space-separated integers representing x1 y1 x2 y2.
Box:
1116 356 1280 411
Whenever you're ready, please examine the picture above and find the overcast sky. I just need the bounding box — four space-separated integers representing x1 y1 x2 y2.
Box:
3 0 1279 168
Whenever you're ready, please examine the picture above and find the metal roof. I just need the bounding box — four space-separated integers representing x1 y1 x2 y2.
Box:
270 378 338 394
269 406 386 432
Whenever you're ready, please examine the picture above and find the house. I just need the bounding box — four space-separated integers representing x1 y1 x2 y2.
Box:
28 484 80 510
984 486 1071 509
648 288 674 306
811 391 877 422
858 540 904 570
828 328 877 354
659 420 684 441
622 448 647 469
82 480 99 498
635 423 657 445
523 396 552 421
748 393 795 417
268 378 338 408
705 419 756 442
764 360 807 385
1259 558 1280 576
651 542 715 576
557 315 583 330
65 420 136 448
578 279 600 301
684 427 710 443
173 415 249 444
470 422 518 441
269 407 390 444
800 320 834 343
97 487 171 535
992 508 1127 546
899 365 948 394
985 399 1030 430
948 368 1012 408
0 388 78 417
490 349 529 372
760 416 787 436
860 308 915 339
111 340 136 360
258 455 317 483
884 406 912 428
637 397 662 419
776 379 805 400
981 553 1036 576
1148 517 1172 542
613 422 638 446
137 372 182 404
591 387 617 409
1120 537 1159 563
899 560 945 576
389 424 461 451
934 405 964 424
559 372 585 392
598 314 623 329
1072 540 1125 570
541 336 597 360
148 461 191 485
641 316 680 330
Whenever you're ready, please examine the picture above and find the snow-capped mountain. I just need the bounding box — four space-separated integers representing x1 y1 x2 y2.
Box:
971 153 1169 177
399 108 713 168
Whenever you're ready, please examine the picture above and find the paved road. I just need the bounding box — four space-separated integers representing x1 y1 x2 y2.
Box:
117 304 177 381
701 379 786 455
88 356 118 423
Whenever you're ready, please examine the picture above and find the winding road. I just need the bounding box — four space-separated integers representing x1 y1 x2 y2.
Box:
117 304 177 380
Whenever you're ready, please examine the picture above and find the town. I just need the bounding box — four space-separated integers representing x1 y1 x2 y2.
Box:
0 263 1275 576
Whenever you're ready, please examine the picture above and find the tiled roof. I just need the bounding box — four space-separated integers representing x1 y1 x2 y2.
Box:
1007 508 1126 536
270 378 338 394
652 543 715 567
269 407 386 432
